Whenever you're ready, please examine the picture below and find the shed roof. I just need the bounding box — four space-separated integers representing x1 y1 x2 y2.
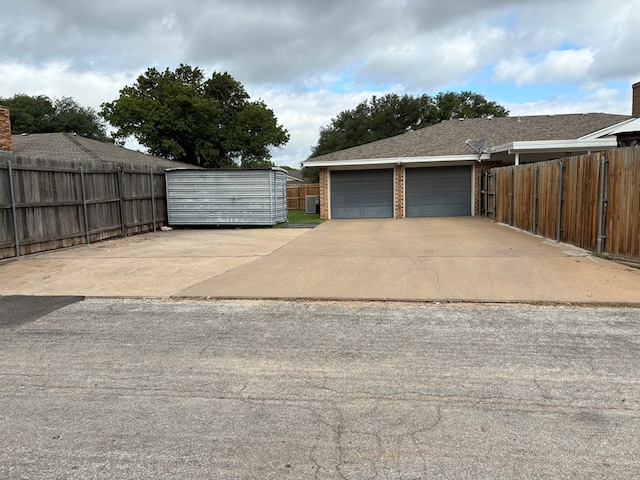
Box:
305 113 631 164
11 132 193 169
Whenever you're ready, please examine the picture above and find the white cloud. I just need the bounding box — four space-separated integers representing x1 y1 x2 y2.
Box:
255 87 388 167
507 87 631 117
0 62 136 111
492 48 596 86
2 0 639 167
358 32 483 91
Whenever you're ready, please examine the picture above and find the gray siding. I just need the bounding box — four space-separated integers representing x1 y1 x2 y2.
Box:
166 169 287 226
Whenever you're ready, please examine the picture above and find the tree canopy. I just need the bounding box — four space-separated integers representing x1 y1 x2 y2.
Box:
302 91 509 182
310 91 509 158
0 94 110 141
100 64 290 168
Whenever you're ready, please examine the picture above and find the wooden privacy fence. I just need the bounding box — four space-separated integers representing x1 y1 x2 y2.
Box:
0 155 167 260
482 146 640 259
286 183 319 211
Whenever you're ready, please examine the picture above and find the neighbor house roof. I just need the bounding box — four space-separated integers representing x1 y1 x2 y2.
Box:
304 113 632 166
11 132 193 169
285 168 304 182
589 117 640 135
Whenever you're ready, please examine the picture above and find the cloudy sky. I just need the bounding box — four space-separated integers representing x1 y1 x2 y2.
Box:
2 0 639 167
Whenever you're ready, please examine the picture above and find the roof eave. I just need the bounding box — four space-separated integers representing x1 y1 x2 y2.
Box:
303 154 489 168
490 139 619 155
579 118 639 138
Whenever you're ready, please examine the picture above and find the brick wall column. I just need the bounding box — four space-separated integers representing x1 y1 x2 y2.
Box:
319 167 329 219
0 106 12 152
474 161 502 216
633 82 640 118
394 165 405 218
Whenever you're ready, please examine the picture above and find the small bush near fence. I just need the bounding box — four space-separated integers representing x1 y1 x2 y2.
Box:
483 146 640 259
0 155 166 260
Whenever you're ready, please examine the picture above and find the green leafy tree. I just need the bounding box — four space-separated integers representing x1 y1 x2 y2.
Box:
101 65 290 168
0 94 110 141
433 91 508 121
308 91 508 160
52 97 111 141
301 166 320 183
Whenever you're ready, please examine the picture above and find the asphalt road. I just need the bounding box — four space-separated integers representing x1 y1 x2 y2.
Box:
0 295 84 328
1 298 639 479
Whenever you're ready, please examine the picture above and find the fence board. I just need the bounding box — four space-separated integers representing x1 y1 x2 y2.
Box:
512 164 535 232
287 183 319 211
488 147 640 259
494 167 512 224
607 148 640 257
559 154 598 250
535 160 560 240
0 155 167 259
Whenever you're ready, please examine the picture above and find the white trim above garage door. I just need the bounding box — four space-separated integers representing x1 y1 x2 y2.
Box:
405 166 472 217
330 169 394 219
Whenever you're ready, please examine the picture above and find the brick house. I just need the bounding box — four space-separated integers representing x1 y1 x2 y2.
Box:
304 85 640 220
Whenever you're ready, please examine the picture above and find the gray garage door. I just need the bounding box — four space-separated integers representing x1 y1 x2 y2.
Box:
331 169 394 219
406 166 472 217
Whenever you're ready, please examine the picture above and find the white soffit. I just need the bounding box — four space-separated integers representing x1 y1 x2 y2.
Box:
303 154 489 168
580 118 640 138
490 139 618 154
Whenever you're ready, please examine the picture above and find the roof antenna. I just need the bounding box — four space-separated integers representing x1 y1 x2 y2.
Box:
465 139 487 162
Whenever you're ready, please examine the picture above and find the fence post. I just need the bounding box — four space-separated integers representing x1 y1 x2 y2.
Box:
509 168 514 226
533 165 539 234
150 168 157 232
596 156 609 254
482 170 488 218
117 167 126 237
556 162 564 241
80 166 91 245
485 170 495 221
8 161 20 258
490 171 496 221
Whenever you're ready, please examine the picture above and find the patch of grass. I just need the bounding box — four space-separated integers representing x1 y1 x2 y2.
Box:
274 210 325 228
287 210 324 223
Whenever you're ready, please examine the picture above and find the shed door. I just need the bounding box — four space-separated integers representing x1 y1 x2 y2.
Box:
330 169 394 219
406 166 472 217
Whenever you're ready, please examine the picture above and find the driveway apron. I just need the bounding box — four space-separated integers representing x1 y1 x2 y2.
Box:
1 218 640 303
179 217 640 303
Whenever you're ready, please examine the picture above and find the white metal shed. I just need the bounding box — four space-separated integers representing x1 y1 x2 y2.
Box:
165 168 287 226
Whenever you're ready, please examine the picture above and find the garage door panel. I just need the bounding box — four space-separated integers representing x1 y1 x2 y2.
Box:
331 169 394 219
406 166 471 217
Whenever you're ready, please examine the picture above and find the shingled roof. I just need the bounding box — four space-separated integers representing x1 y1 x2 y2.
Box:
11 132 192 169
307 113 631 163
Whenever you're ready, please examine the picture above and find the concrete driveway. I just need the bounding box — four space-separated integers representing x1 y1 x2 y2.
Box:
0 228 308 297
2 217 640 303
